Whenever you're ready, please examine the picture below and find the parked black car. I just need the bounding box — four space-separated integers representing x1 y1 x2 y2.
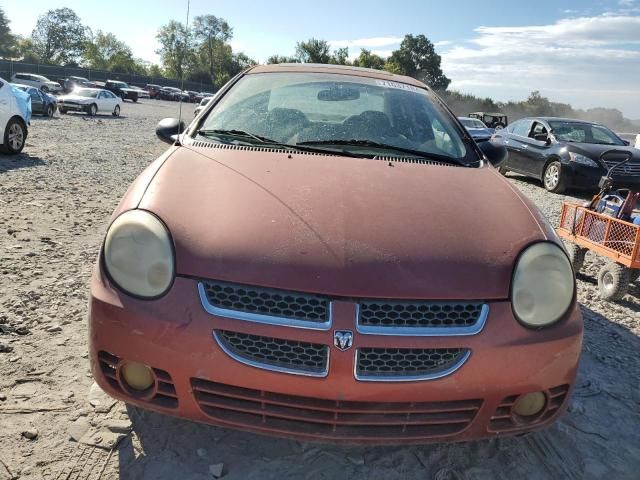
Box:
491 117 640 193
12 84 57 117
59 76 96 92
158 87 189 102
102 80 139 102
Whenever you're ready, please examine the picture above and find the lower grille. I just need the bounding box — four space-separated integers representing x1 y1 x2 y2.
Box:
214 330 329 377
97 351 178 408
191 378 482 442
356 348 470 381
489 384 569 432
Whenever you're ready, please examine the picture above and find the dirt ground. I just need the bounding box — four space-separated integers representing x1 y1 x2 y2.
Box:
1 100 639 480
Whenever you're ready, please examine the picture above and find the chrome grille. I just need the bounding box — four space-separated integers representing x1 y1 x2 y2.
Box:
604 160 640 177
357 301 487 335
199 280 330 329
214 330 329 377
356 348 470 381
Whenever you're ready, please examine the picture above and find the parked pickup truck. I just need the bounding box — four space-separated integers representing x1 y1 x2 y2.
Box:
95 80 140 102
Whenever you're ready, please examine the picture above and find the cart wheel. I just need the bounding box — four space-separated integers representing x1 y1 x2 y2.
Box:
565 244 586 273
597 262 630 301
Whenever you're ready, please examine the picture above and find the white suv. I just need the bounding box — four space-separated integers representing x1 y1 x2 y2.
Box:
10 73 62 94
0 77 29 154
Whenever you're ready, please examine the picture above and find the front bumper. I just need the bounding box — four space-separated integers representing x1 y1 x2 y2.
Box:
565 162 640 189
88 272 583 445
59 102 89 112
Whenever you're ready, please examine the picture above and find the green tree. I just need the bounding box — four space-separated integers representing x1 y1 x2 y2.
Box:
353 49 385 70
383 60 402 75
31 8 87 64
267 54 298 64
0 7 16 58
192 15 232 82
388 34 450 90
330 47 349 65
84 31 134 71
156 20 193 79
295 38 331 63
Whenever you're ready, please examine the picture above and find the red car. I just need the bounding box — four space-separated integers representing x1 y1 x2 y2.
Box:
89 64 582 444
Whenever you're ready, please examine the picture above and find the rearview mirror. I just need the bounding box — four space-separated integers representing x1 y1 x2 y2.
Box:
156 117 185 144
479 140 508 167
318 87 360 101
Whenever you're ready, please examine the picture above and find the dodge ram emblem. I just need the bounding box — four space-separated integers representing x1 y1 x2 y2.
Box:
334 330 353 351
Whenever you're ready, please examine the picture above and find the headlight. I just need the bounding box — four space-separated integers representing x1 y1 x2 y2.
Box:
103 210 175 298
569 152 598 167
512 242 574 328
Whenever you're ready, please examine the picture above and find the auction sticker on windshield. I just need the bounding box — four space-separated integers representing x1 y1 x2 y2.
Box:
376 80 422 92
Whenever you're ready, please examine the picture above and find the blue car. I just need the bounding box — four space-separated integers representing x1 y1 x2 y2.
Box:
458 116 493 142
12 84 57 117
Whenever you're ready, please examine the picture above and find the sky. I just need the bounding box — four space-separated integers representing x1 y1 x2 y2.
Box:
5 0 640 118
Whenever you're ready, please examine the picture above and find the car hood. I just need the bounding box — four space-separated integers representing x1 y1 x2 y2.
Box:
59 94 94 102
137 144 551 299
566 143 639 162
466 127 492 138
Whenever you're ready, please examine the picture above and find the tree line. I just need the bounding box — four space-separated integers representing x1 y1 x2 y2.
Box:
0 6 636 131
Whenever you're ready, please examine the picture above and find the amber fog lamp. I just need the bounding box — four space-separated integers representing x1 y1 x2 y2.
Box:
121 362 155 391
513 391 546 418
103 210 174 298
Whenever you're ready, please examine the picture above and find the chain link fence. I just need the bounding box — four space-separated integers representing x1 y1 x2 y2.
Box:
0 60 213 92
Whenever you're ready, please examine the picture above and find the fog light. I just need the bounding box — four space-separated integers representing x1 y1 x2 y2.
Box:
513 391 546 418
121 362 155 391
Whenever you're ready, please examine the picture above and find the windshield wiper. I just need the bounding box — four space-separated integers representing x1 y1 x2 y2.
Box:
297 139 465 165
197 129 363 158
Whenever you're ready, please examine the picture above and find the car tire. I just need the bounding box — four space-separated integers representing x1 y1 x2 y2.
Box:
113 105 120 117
46 105 54 118
543 161 566 193
597 262 630 301
41 85 49 93
498 166 509 176
0 118 27 155
59 107 66 114
565 243 586 273
87 104 97 116
132 96 138 103
494 123 505 130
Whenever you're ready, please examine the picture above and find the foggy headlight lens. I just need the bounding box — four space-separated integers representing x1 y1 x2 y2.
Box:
104 210 174 298
512 243 574 327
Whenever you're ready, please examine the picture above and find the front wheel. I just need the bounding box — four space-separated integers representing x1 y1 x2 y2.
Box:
1 118 27 154
543 161 567 193
112 105 120 117
46 104 54 118
597 262 629 301
59 107 66 114
41 85 49 93
87 103 97 116
132 96 138 103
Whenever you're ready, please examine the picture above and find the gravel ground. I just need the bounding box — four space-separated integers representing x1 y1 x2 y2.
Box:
0 100 639 480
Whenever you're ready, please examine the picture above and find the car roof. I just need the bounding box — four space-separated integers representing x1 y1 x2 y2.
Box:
470 111 505 116
458 116 483 121
11 83 34 90
518 117 600 126
247 63 428 89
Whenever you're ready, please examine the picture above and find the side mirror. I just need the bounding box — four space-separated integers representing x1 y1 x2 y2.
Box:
156 117 185 144
622 140 630 146
479 140 508 167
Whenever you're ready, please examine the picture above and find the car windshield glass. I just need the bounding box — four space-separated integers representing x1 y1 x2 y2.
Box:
549 121 623 145
201 72 469 161
75 89 98 98
460 118 486 129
